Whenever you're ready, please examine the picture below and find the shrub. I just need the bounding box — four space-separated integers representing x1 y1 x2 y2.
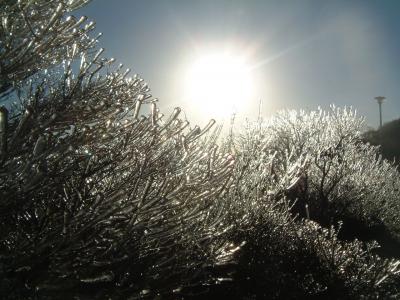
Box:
233 108 400 250
364 118 400 164
1 1 400 299
209 112 400 298
0 1 235 298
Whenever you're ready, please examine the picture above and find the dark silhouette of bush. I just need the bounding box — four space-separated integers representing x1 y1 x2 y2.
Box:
364 118 400 164
1 1 400 299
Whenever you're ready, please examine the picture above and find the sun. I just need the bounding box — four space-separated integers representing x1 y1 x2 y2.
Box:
184 52 254 119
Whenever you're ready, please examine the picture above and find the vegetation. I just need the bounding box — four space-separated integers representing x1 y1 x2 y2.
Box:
1 1 400 299
364 118 400 165
235 110 400 256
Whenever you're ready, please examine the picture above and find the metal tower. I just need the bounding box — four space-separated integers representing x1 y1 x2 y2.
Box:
374 96 385 129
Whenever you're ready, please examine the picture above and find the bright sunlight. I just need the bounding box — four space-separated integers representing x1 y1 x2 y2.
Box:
184 52 254 119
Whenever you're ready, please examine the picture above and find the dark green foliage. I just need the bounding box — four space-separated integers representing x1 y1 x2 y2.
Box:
364 118 400 164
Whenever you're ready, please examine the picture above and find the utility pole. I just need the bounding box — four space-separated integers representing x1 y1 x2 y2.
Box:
374 96 385 129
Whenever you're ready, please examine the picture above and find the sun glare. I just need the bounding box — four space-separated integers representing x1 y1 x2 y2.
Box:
184 52 254 119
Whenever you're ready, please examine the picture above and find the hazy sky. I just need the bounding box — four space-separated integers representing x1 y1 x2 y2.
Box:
79 0 400 128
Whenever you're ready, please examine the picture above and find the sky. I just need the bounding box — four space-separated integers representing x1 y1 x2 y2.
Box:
79 0 400 128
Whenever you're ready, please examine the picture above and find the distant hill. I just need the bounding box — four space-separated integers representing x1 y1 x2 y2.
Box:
364 118 400 164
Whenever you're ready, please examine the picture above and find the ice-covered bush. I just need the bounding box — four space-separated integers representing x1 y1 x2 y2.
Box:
213 110 400 298
0 1 235 298
1 1 400 299
233 108 400 246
